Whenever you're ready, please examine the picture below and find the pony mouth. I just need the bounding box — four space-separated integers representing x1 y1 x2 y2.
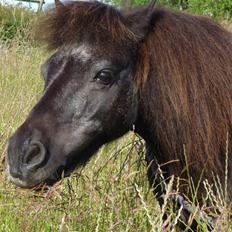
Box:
44 153 86 186
6 154 87 188
8 175 33 188
7 169 44 189
5 164 32 188
45 140 104 186
7 140 102 188
45 147 99 186
44 165 74 186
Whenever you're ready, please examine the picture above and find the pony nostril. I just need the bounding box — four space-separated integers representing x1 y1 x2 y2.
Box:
25 141 46 170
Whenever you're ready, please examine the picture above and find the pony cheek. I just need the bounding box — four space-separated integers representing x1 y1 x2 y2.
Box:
102 100 138 139
56 119 103 155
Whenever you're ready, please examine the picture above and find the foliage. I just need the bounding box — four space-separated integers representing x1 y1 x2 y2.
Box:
187 0 232 21
107 0 157 8
0 4 34 43
110 0 232 21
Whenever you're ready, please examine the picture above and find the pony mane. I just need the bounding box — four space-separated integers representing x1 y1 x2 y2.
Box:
36 1 136 49
137 8 232 192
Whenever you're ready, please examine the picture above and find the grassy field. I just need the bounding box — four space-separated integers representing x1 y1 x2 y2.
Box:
0 7 232 232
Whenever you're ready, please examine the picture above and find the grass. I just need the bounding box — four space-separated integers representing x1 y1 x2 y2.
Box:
0 7 232 232
0 4 34 42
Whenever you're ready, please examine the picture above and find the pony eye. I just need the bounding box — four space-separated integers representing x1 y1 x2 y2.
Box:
95 69 115 85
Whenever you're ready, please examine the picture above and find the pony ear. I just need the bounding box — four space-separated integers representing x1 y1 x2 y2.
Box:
55 0 65 14
124 1 156 40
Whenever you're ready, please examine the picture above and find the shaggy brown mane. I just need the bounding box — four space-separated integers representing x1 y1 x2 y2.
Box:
37 1 136 50
138 9 232 197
